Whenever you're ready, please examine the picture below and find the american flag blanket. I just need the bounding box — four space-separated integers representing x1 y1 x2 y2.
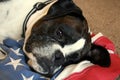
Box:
0 33 120 80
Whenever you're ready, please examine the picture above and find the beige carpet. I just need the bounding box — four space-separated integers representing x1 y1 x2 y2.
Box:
74 0 120 54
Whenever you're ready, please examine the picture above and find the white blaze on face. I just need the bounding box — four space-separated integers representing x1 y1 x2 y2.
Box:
53 38 86 57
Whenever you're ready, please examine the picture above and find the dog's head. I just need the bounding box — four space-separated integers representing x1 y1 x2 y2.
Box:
23 0 110 77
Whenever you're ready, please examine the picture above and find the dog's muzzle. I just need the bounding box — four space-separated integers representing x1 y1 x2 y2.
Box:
27 36 65 77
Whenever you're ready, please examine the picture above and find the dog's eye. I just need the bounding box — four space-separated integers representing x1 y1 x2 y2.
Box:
57 30 63 37
56 29 64 41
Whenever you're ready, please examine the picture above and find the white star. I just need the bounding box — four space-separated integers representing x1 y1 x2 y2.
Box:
11 48 23 56
5 57 24 70
21 74 34 80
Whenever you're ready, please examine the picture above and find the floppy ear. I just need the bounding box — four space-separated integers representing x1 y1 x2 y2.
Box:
88 44 111 67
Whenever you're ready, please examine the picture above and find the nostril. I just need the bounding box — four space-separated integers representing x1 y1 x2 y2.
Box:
52 50 65 64
54 50 64 61
55 52 62 60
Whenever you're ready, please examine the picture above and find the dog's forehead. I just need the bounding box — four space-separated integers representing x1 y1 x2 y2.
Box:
31 15 85 36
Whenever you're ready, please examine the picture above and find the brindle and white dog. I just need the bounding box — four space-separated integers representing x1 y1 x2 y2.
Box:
0 0 110 77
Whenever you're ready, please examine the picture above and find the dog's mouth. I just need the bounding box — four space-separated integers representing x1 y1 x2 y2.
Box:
28 58 62 77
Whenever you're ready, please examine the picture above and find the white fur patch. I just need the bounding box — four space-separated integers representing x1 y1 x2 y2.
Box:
91 32 103 43
62 38 86 56
53 38 86 57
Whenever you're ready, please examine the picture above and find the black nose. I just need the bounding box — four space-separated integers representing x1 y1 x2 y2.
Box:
36 50 65 78
53 50 65 65
42 51 64 78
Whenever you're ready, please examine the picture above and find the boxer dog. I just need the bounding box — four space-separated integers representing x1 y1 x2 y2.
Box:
0 0 111 78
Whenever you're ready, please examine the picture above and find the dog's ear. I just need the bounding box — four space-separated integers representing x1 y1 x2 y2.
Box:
88 44 111 67
43 0 85 21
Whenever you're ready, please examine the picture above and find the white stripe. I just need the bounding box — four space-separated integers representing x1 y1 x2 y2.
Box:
53 38 86 57
62 38 86 56
88 27 91 33
107 49 114 54
91 33 103 43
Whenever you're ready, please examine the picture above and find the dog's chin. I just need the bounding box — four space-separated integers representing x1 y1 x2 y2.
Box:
38 66 62 78
28 60 48 76
28 59 62 77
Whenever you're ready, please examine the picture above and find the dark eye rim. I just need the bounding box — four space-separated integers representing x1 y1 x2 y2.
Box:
55 28 65 43
56 29 63 38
